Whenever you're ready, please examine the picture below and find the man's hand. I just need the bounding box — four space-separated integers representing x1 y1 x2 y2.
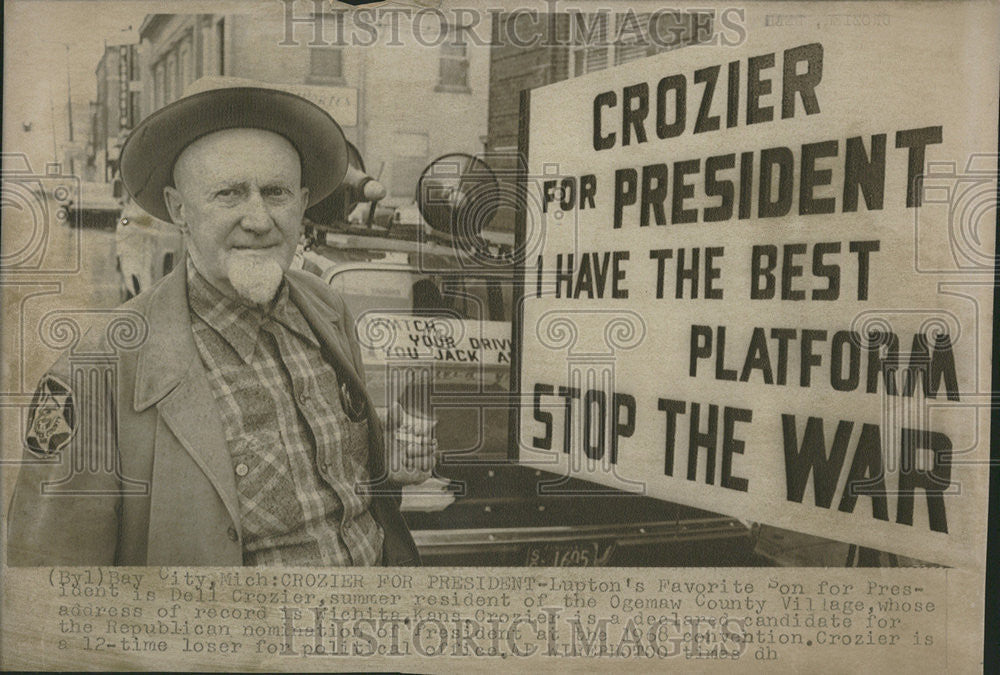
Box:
386 404 439 485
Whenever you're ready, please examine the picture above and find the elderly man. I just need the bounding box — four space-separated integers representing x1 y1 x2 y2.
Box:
8 78 428 566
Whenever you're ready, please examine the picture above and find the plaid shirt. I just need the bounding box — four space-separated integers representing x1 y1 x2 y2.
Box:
187 258 383 566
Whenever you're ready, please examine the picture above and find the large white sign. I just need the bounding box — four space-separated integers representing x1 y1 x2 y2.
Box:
515 14 997 568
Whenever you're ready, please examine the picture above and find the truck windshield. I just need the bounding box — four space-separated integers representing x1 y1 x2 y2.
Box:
329 268 512 322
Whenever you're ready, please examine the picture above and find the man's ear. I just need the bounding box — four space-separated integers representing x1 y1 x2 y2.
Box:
163 186 187 230
299 186 310 216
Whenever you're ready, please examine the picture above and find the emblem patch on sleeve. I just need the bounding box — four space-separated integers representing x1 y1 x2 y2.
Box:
24 375 76 457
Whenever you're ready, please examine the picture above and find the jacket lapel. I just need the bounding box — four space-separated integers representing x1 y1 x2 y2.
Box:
133 265 241 532
155 363 241 530
287 274 389 485
287 275 365 393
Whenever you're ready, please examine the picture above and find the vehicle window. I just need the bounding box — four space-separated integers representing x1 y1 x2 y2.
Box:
330 269 415 314
330 268 512 322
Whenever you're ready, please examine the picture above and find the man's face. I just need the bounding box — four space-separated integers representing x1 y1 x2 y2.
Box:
163 128 309 304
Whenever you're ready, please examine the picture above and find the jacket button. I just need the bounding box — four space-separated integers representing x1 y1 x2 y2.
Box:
235 463 249 477
227 526 239 542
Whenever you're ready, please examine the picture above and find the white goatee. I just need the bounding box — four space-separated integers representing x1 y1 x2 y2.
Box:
226 250 284 306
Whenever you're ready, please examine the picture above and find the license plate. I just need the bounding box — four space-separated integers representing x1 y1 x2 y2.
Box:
525 541 601 566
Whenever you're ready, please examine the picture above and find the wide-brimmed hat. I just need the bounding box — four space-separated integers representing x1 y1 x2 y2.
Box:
120 76 348 222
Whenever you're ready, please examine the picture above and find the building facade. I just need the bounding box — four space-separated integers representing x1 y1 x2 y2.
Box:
92 42 140 182
135 10 492 205
106 9 712 229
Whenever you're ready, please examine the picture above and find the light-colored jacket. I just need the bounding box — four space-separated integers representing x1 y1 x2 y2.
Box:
7 264 420 566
